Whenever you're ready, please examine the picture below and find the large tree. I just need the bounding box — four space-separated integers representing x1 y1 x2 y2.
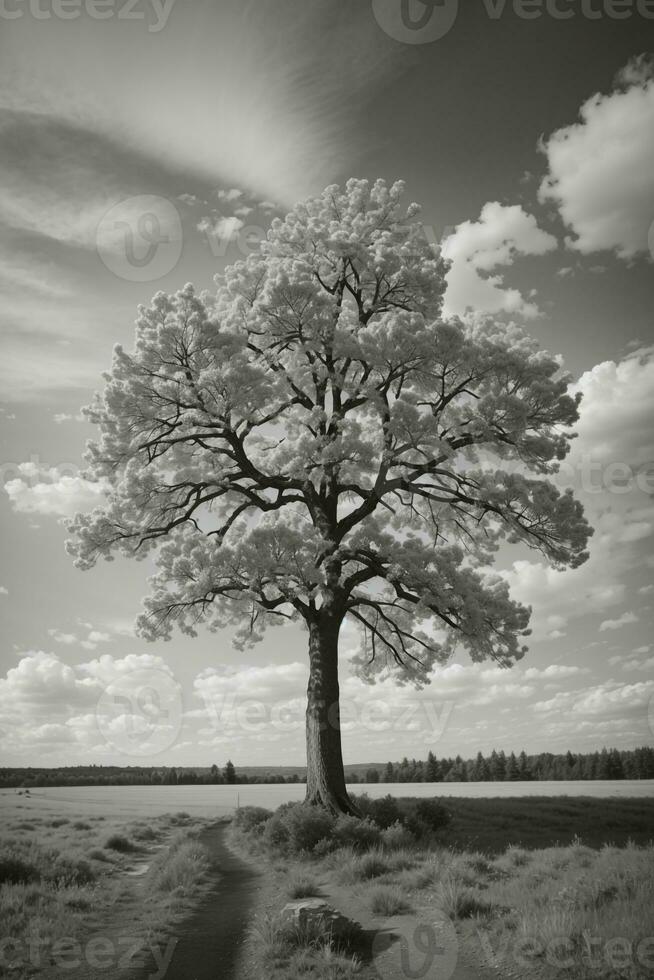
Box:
68 179 591 814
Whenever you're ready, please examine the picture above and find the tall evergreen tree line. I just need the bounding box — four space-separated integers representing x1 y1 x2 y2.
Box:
377 746 654 783
1 746 652 788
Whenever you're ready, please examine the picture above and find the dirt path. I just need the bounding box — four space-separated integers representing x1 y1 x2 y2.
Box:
159 824 260 980
319 876 494 980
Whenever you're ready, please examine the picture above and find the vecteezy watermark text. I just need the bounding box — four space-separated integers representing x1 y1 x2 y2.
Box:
476 928 654 972
198 691 454 742
0 932 177 979
372 0 654 45
0 0 176 30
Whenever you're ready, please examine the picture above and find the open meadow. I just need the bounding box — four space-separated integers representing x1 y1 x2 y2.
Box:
230 794 654 980
1 788 653 980
0 801 213 980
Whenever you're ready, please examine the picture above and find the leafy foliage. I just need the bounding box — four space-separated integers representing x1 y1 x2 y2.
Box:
67 179 590 683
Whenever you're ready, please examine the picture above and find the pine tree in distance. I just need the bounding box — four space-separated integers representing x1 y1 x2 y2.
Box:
67 179 591 815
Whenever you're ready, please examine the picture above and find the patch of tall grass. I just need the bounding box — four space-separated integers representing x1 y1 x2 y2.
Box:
147 833 209 895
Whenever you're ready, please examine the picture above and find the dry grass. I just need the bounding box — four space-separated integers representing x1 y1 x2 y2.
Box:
265 817 654 980
368 884 411 915
249 911 361 980
0 811 210 980
286 871 322 899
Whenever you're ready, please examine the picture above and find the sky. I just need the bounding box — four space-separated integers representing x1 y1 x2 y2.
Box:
0 0 653 770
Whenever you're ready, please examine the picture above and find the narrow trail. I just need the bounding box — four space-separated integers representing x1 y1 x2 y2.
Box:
161 824 260 980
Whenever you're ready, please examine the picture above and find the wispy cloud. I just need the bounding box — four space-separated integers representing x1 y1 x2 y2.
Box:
0 1 403 208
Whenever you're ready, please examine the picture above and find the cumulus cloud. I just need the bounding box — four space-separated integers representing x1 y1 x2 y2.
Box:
441 202 557 320
609 655 654 673
4 463 108 518
534 678 654 719
190 657 592 757
599 611 639 632
568 346 654 471
539 55 654 260
0 651 179 760
503 347 654 638
197 215 245 241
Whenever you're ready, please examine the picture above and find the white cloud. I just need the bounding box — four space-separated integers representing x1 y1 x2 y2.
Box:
534 678 654 718
610 656 654 673
197 214 244 241
217 188 244 203
53 413 86 424
504 348 654 638
190 656 590 755
0 253 73 299
0 586 7 596
0 3 401 207
48 629 78 645
441 202 557 320
599 611 639 632
638 585 654 595
4 463 108 518
568 347 654 470
539 56 654 260
0 652 177 759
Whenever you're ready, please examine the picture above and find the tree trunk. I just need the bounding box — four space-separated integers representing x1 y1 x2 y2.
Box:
304 614 358 815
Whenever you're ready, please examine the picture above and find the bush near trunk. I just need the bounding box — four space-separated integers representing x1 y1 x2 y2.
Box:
234 796 451 856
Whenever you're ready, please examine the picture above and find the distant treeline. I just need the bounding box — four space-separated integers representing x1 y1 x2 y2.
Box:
373 746 654 783
1 746 653 789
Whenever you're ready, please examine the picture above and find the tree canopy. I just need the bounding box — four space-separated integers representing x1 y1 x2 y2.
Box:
68 178 591 691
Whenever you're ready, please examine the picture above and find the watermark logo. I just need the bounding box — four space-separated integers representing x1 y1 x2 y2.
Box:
96 667 182 757
198 691 454 742
0 0 176 31
373 912 459 979
0 930 177 980
372 0 654 44
96 195 182 282
476 927 654 973
372 0 459 43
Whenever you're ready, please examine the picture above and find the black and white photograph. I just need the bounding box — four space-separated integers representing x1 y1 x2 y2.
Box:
0 2 653 978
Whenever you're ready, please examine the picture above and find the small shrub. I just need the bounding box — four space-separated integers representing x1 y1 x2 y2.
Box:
47 855 96 886
313 837 336 857
337 848 415 883
149 837 208 893
369 885 411 915
233 806 273 834
88 848 112 863
505 845 530 867
104 834 137 853
48 819 70 828
263 804 335 854
72 821 92 831
413 798 451 831
286 872 321 899
130 824 157 841
380 821 416 850
355 794 402 829
0 854 39 885
62 889 94 911
464 853 495 877
333 815 381 852
437 875 491 919
166 811 192 826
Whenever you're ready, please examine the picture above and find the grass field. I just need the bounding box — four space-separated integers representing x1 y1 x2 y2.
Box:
410 794 654 851
230 795 654 980
0 807 211 980
2 793 652 980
